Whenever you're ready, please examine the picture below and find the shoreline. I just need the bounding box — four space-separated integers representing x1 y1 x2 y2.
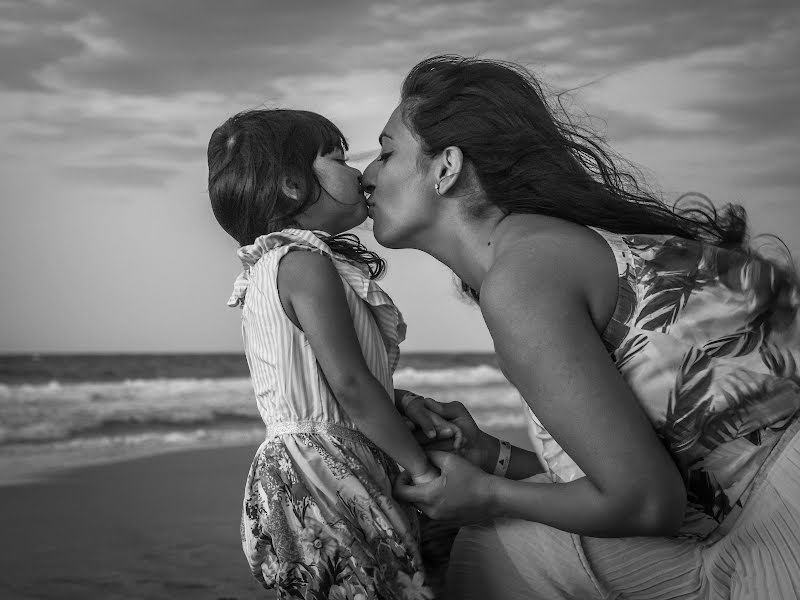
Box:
0 429 265 487
0 421 533 488
0 425 531 599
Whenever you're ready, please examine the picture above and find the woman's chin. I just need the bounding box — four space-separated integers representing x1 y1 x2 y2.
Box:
372 221 403 249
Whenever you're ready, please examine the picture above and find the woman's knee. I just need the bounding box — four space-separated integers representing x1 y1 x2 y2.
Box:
447 519 602 600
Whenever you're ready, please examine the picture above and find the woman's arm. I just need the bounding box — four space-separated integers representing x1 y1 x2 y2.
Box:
476 236 686 536
397 234 686 537
279 250 434 481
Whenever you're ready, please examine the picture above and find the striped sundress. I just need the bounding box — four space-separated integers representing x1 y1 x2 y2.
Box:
228 229 433 599
448 227 800 599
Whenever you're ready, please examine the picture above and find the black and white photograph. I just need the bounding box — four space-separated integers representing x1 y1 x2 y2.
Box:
1 1 799 599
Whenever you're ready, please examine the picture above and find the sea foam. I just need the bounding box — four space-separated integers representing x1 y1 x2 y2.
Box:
0 365 527 450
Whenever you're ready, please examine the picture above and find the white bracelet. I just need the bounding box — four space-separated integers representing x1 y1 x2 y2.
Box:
493 439 512 478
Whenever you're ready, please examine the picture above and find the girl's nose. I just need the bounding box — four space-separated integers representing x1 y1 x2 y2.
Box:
362 160 378 193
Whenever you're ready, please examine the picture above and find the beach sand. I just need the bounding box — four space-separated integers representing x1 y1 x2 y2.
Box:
0 426 532 599
0 444 269 600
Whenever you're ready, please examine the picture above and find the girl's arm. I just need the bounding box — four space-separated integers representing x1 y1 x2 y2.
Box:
278 249 434 482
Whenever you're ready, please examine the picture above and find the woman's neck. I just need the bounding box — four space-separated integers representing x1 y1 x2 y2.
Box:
415 207 514 294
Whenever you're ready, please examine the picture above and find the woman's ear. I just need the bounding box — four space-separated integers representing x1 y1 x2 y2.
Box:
434 146 464 196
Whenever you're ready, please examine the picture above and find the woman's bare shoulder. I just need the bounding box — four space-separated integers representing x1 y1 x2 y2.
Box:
483 216 619 331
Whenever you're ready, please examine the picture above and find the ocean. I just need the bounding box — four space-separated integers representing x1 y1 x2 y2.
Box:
0 353 529 467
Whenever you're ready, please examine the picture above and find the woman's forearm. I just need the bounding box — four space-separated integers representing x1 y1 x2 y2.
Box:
478 433 544 480
484 475 683 538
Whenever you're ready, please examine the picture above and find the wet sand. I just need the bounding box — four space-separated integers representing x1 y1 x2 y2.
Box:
0 444 270 600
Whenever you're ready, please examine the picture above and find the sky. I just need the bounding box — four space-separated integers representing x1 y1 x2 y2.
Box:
1 0 798 353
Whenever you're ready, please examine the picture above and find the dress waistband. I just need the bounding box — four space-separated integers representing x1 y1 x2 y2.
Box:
264 420 375 448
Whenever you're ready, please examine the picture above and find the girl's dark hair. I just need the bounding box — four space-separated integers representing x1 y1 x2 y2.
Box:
400 55 756 299
207 109 385 279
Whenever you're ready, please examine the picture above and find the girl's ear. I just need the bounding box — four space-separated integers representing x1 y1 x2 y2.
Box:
281 176 302 200
434 146 464 196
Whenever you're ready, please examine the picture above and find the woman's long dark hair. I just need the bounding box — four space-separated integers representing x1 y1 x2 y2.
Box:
207 109 385 278
400 55 757 298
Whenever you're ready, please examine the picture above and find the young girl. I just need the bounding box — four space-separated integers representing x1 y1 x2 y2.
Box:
207 108 449 599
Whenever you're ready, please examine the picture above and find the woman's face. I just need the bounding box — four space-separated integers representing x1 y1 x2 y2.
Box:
362 105 435 248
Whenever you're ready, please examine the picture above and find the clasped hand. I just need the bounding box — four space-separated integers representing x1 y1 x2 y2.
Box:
394 390 496 523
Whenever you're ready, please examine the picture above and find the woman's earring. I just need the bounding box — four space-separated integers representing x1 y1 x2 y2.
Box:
435 172 459 197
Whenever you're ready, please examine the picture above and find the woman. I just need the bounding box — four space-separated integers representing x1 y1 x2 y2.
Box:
363 55 800 599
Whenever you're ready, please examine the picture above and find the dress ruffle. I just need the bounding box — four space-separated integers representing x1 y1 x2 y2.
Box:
227 228 406 370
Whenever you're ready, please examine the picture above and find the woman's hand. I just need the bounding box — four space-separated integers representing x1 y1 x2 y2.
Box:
395 450 495 523
411 463 440 485
402 397 546 482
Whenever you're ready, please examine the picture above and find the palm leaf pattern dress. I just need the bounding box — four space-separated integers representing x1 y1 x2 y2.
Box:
228 229 434 600
450 227 800 599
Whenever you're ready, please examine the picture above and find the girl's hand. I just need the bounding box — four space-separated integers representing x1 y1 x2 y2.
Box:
395 450 495 523
417 399 492 471
396 390 463 448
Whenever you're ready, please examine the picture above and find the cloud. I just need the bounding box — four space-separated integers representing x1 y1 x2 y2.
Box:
0 86 237 185
0 0 84 90
5 0 373 96
2 0 799 189
686 28 800 143
7 0 793 97
60 164 178 187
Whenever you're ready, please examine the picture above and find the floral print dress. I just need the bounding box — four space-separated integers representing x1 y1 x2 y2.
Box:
527 227 800 540
228 229 433 599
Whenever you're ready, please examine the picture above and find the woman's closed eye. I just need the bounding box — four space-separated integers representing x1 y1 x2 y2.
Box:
377 151 393 162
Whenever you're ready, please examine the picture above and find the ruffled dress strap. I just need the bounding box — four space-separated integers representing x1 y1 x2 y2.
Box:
227 228 406 371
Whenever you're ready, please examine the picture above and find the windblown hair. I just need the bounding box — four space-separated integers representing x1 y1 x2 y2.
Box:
400 55 758 299
207 109 385 279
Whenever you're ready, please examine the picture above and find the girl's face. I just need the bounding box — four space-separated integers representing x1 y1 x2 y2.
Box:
362 105 436 249
300 146 367 234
